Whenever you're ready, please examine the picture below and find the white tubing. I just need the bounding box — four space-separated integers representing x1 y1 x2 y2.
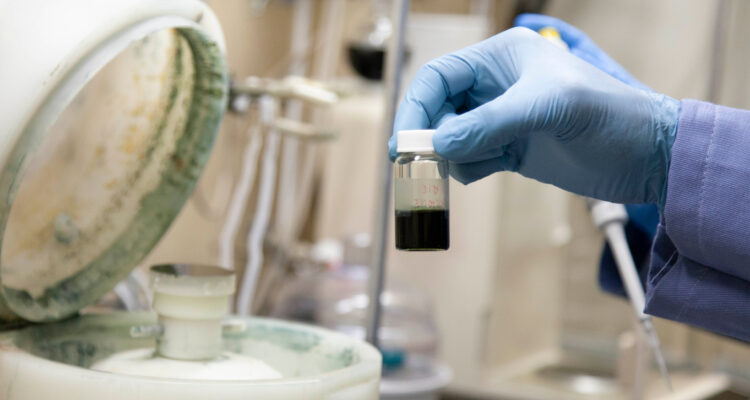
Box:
236 97 280 316
273 0 311 243
239 0 312 315
218 119 263 270
275 104 302 243
292 144 317 229
313 0 346 78
292 0 346 233
287 0 312 76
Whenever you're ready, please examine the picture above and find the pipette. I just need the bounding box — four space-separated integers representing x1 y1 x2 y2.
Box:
586 199 672 391
535 25 672 390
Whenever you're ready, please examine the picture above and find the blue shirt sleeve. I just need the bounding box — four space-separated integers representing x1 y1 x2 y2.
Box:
645 99 750 342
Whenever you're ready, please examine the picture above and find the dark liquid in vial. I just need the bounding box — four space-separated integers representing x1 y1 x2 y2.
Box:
395 209 449 251
347 43 385 81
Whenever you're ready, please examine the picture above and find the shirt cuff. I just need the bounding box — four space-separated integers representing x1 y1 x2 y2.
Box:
664 99 750 282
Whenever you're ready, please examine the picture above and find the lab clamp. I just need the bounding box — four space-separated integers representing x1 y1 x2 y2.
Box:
228 75 341 140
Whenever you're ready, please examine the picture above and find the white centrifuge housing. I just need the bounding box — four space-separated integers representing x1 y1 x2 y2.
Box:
0 1 381 399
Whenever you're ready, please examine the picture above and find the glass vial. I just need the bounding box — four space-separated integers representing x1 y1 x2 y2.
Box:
394 129 449 251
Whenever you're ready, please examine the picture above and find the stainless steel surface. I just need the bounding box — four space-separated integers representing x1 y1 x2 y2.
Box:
365 0 410 347
535 364 619 396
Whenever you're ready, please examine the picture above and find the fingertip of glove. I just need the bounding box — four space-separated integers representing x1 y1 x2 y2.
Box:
513 13 554 29
513 13 538 27
448 168 476 185
449 162 491 185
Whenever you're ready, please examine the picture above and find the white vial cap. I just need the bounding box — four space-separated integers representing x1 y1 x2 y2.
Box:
397 129 435 153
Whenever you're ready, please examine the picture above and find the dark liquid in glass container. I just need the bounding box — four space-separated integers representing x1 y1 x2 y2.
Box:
395 209 449 251
347 43 385 81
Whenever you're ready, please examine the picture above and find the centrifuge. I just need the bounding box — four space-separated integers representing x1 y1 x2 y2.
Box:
0 1 381 398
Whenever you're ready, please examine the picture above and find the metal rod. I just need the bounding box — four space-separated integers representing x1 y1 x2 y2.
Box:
365 0 410 347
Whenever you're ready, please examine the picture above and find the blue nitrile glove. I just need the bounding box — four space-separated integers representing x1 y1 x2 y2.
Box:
513 13 651 91
389 27 679 205
511 15 662 297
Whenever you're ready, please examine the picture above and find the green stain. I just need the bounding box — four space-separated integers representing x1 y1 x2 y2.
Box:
0 27 228 323
2 314 361 372
225 323 322 353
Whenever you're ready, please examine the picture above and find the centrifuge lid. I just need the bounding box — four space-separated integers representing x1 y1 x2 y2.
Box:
0 0 228 325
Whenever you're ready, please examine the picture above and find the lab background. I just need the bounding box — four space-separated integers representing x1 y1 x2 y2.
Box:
135 0 750 398
7 0 750 399
147 0 750 398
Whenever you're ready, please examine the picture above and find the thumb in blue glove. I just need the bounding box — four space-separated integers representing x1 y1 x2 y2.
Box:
390 27 679 206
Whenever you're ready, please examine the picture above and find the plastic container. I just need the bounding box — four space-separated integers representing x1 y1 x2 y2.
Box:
271 234 451 400
394 130 450 251
271 235 441 362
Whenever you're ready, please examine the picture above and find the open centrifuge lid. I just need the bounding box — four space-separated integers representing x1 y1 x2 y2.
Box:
0 0 228 324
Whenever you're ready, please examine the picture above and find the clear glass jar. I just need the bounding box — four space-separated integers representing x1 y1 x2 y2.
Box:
393 130 449 251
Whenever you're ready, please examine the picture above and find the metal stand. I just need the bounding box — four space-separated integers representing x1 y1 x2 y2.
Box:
365 0 410 347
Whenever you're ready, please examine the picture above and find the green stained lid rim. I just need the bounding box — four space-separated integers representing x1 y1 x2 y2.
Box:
0 26 228 323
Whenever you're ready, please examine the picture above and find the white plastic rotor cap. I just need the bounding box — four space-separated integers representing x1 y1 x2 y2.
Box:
397 129 436 153
150 264 235 361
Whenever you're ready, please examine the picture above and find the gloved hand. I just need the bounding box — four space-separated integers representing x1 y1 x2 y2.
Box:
513 13 650 91
389 26 679 205
510 15 662 297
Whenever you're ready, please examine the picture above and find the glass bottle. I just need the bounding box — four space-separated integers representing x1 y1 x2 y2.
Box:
393 129 449 251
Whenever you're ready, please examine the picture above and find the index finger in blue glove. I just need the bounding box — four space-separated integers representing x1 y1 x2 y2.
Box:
449 155 519 185
432 83 532 164
389 55 476 160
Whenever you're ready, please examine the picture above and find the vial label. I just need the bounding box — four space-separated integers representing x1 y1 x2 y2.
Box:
394 178 447 210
